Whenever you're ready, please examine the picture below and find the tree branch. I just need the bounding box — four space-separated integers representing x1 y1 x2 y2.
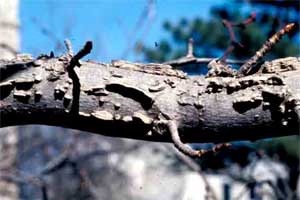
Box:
0 53 299 144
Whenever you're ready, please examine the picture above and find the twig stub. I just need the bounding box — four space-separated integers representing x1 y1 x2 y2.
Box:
69 41 93 68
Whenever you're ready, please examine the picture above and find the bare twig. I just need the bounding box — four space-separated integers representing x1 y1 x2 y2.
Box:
79 169 101 199
67 41 92 114
64 38 74 56
237 23 295 77
121 0 156 59
168 120 231 157
164 38 245 67
220 13 256 63
186 38 194 58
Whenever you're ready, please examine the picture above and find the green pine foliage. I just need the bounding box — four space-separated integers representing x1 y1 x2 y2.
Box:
137 3 299 63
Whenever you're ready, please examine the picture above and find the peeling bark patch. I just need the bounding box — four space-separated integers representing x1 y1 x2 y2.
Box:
239 79 259 89
122 115 133 122
177 95 194 106
79 111 91 117
133 112 153 125
148 83 166 92
15 78 35 90
34 90 43 102
261 57 299 73
54 85 66 100
13 90 31 103
47 72 60 82
206 78 224 93
207 59 236 77
111 71 123 78
63 94 72 107
114 102 121 110
91 110 114 121
164 79 177 88
98 96 106 106
111 60 187 79
266 76 284 85
106 83 154 110
33 74 43 83
233 95 263 114
260 88 295 124
227 80 241 94
84 86 109 96
114 114 121 120
261 88 286 106
33 59 43 67
194 99 203 109
0 81 15 99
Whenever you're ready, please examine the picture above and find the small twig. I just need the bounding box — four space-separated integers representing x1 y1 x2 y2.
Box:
40 152 69 175
68 41 93 69
220 13 256 63
121 0 155 59
79 169 101 198
0 43 18 55
164 38 244 68
64 38 73 56
237 23 295 77
167 120 231 157
67 41 92 114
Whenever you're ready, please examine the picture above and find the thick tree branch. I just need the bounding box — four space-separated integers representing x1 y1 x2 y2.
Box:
0 55 299 144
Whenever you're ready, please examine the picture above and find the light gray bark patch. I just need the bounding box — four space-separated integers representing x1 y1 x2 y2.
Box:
0 80 15 99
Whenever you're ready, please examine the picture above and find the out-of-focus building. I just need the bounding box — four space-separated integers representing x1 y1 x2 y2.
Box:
0 1 19 199
0 0 19 59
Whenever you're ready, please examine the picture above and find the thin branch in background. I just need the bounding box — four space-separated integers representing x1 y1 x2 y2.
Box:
164 38 198 66
31 17 63 52
64 38 74 56
220 12 256 63
0 43 18 56
79 169 101 199
121 0 156 59
186 38 195 58
163 38 245 67
116 17 131 41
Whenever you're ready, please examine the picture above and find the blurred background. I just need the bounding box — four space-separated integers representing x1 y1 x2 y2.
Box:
0 0 299 199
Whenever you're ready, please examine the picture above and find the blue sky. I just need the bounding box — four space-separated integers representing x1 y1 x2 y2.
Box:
20 0 232 62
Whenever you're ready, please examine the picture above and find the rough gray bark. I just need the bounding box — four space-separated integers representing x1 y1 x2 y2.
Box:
1 55 299 144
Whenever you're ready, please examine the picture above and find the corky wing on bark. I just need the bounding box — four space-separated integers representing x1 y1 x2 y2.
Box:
0 56 299 143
